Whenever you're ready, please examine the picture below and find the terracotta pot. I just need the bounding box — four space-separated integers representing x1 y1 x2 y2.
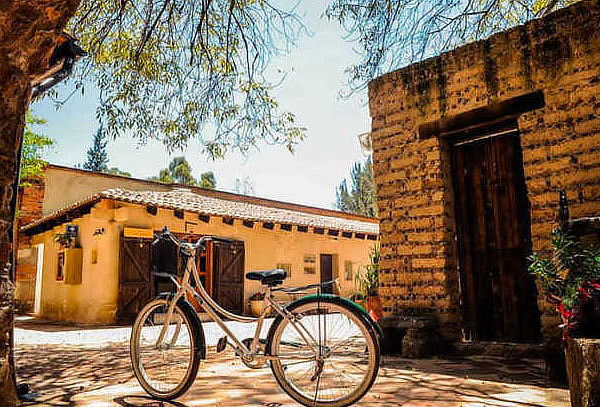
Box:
366 295 384 322
250 300 265 317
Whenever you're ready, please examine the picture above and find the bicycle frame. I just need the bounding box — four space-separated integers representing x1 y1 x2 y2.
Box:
156 242 321 361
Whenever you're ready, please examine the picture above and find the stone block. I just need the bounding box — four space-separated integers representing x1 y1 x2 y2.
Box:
565 338 600 407
379 316 441 358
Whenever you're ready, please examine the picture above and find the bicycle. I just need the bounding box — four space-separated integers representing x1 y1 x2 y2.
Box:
130 227 381 407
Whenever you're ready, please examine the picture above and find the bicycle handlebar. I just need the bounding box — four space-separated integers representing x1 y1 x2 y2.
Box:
152 226 237 249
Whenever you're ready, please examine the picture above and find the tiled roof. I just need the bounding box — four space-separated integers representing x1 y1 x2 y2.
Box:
22 188 379 235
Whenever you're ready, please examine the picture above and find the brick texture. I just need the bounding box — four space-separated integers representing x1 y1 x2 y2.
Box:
368 0 600 342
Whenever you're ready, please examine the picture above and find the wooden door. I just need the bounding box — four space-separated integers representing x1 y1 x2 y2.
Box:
118 237 153 323
320 254 334 294
451 131 541 342
212 240 245 314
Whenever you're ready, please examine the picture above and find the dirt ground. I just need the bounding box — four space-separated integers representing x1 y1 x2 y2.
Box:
14 317 570 407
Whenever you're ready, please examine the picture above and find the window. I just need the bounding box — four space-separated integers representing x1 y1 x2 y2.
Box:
277 263 292 278
344 261 353 281
303 254 316 274
56 251 65 281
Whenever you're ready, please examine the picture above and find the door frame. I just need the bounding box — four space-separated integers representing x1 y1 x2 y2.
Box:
319 253 334 294
445 120 541 342
117 235 154 323
212 238 245 315
33 243 44 315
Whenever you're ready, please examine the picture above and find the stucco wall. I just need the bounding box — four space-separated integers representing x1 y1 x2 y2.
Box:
368 0 600 341
42 166 171 215
30 199 375 323
31 201 120 323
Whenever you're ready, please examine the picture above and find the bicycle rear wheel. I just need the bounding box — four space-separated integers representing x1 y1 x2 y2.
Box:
130 297 202 400
267 296 380 407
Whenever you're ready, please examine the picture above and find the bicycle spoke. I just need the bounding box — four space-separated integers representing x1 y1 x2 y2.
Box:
270 300 378 406
133 300 195 396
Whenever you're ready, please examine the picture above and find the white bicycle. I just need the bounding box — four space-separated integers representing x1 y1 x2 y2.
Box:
130 227 381 407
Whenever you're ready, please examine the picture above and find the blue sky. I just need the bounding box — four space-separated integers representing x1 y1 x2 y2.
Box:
32 2 371 209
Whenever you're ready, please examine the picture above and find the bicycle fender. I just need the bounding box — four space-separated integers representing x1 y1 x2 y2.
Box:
155 293 207 360
271 294 385 347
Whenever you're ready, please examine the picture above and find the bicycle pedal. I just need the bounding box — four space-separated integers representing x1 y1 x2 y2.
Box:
216 336 227 353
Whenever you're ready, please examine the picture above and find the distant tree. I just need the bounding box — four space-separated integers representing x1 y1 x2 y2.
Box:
335 157 377 217
82 126 109 172
199 172 217 189
234 176 255 195
168 157 197 186
150 156 216 189
107 167 131 177
20 112 54 184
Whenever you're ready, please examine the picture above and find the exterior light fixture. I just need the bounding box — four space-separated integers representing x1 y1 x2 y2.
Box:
358 132 372 155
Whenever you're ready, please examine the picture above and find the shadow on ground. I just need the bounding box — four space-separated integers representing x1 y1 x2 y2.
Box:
15 342 569 407
15 315 124 333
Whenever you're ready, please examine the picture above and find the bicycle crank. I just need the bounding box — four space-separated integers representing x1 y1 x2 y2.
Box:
240 338 267 369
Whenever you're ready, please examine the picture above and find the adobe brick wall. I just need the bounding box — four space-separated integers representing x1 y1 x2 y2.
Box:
368 0 600 342
18 179 45 249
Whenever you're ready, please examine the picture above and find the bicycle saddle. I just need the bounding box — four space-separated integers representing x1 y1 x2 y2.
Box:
245 269 287 286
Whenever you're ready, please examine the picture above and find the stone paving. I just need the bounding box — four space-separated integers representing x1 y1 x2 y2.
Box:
14 317 570 407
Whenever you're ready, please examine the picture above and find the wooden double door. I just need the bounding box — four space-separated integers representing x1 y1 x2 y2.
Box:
117 235 245 323
451 128 541 342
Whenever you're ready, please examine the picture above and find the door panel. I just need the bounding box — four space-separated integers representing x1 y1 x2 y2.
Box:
451 132 541 342
212 240 245 314
320 254 333 294
118 237 153 323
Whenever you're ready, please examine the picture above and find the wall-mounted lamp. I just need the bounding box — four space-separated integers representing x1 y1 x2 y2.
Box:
93 227 105 239
358 132 372 156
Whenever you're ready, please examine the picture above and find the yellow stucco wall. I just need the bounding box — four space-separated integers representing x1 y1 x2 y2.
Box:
42 166 171 215
30 199 377 323
31 201 121 323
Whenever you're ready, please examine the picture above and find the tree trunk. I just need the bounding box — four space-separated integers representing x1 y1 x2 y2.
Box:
0 1 81 405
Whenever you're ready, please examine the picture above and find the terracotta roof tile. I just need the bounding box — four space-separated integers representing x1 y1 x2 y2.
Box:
22 188 379 235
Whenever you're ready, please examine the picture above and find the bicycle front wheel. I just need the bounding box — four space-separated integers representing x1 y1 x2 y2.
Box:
267 296 380 407
130 297 202 400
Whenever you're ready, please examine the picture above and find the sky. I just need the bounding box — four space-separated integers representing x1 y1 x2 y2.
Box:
31 2 371 210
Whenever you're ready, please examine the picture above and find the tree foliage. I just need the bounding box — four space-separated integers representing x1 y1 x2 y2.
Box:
20 112 54 184
326 0 574 94
66 0 307 157
107 167 132 177
150 156 216 188
335 157 377 217
83 126 109 172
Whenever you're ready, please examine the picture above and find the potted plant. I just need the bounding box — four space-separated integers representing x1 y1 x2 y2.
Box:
528 228 600 339
528 227 600 405
249 292 266 317
53 232 76 249
354 245 383 322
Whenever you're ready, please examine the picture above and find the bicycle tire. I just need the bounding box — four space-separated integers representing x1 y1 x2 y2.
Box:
266 296 380 407
130 296 204 400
